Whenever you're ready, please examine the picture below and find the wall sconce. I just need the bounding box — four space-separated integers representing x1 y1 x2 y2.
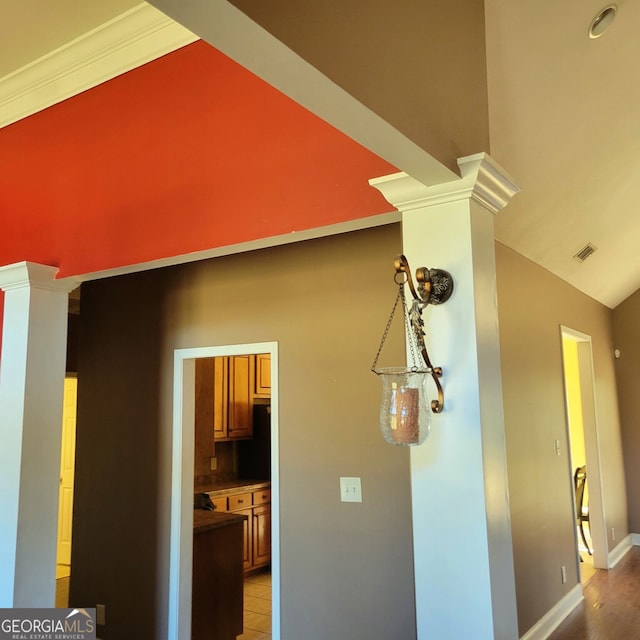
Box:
372 255 454 445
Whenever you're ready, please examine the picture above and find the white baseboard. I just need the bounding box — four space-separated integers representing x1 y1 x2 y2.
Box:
520 534 638 640
519 583 583 640
609 534 633 568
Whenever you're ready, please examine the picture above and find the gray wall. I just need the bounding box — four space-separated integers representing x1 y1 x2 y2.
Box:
228 0 490 174
70 225 416 639
612 288 640 533
496 242 627 635
69 226 630 639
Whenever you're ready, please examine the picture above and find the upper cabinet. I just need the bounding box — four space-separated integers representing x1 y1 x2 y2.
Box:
227 355 253 439
196 354 271 442
254 354 271 397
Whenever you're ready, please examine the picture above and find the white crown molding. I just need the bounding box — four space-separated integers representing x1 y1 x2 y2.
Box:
0 262 78 293
60 210 401 286
0 2 198 130
369 152 520 215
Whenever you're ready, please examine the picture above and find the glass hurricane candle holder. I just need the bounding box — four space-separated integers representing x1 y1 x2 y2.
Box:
377 367 431 446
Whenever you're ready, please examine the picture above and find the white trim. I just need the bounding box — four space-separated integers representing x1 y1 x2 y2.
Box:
519 584 583 640
149 0 457 187
632 533 640 546
560 326 609 569
0 262 78 293
560 326 592 344
169 342 280 640
369 153 520 214
0 3 198 129
609 534 633 568
58 210 400 285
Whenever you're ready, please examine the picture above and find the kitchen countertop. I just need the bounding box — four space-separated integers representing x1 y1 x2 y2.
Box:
193 509 247 534
195 479 270 498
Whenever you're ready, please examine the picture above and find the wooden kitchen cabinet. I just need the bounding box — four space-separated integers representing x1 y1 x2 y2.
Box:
227 355 253 439
196 355 253 441
252 504 271 569
236 506 253 572
192 511 245 640
211 484 271 574
254 354 271 396
212 356 228 440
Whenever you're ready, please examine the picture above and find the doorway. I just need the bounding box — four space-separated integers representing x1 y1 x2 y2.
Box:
55 375 77 607
193 352 273 638
561 326 608 574
169 342 280 640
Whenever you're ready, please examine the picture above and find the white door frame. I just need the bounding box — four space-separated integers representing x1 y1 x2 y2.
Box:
560 326 608 570
168 341 280 640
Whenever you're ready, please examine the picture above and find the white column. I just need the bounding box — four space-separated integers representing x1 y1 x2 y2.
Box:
0 262 77 606
371 153 520 639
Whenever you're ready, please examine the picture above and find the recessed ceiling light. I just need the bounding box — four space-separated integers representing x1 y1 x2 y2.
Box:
589 5 617 39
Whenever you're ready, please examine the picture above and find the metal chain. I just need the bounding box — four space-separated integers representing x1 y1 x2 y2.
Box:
371 284 403 373
371 283 421 373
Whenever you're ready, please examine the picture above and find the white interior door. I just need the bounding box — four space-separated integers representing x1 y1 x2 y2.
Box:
57 377 77 567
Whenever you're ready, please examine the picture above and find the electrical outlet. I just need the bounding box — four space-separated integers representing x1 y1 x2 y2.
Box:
340 477 362 503
554 439 561 456
612 527 616 541
96 604 106 626
560 565 567 584
210 457 217 471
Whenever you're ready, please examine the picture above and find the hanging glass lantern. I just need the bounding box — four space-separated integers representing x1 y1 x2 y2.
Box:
378 367 431 445
371 255 454 446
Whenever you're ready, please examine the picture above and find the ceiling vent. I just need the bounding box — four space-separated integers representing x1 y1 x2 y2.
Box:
573 243 598 263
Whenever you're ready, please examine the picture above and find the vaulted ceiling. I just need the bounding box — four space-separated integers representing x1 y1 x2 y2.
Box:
2 0 638 308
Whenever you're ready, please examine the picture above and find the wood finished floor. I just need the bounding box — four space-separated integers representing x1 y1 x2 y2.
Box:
549 546 640 640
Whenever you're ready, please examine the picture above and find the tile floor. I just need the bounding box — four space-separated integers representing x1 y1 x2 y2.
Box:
55 567 271 639
238 571 272 640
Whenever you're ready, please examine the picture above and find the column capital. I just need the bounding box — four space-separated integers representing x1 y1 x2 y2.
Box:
369 152 520 215
0 262 78 293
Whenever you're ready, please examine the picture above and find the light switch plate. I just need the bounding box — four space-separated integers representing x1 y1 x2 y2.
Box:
340 477 362 503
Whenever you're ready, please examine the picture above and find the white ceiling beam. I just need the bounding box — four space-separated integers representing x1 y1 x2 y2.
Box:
147 0 458 187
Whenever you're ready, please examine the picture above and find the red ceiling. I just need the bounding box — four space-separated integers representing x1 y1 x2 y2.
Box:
0 40 397 279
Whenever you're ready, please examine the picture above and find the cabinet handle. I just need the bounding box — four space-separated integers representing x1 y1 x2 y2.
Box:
238 499 244 504
262 495 267 500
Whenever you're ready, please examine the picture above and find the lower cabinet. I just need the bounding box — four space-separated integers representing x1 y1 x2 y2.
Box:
252 503 271 569
235 506 253 572
211 485 271 574
192 514 244 640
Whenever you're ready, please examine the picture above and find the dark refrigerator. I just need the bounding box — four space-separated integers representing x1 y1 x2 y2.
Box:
238 402 271 480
